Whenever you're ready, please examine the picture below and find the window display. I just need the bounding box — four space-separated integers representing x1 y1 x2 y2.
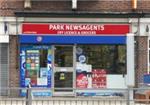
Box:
76 45 126 74
25 50 39 86
76 63 92 88
20 45 52 96
76 45 126 89
92 69 106 88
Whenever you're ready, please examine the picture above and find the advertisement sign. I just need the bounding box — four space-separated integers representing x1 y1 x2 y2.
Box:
76 92 124 97
20 89 52 97
76 63 92 88
20 45 52 96
76 73 88 88
22 23 129 35
20 50 26 87
92 69 107 88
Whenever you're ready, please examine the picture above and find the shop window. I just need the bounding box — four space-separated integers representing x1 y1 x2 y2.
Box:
76 45 126 74
40 50 48 67
26 49 48 86
20 45 52 88
54 46 73 67
76 45 126 89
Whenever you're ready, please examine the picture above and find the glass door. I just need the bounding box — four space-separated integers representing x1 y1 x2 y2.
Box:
53 45 74 95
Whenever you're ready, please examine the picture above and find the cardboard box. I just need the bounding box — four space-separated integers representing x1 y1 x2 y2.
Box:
135 92 150 103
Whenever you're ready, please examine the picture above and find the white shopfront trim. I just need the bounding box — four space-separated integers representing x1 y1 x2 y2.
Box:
126 33 135 87
0 35 9 43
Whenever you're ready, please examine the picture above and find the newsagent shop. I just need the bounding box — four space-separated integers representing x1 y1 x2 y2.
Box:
19 23 134 96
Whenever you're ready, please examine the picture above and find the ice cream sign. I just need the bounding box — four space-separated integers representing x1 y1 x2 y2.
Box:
22 23 129 35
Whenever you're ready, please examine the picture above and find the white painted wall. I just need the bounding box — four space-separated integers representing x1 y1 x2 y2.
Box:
0 22 6 35
0 17 24 36
8 23 22 35
0 36 9 43
0 21 9 43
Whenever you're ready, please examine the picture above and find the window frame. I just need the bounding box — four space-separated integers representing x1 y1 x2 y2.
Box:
76 44 127 75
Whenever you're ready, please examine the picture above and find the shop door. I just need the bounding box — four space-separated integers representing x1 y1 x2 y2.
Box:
54 45 74 95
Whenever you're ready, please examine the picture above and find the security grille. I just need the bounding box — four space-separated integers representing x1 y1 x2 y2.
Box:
0 43 8 96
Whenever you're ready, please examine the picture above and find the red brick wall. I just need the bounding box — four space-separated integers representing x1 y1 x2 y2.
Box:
135 36 148 87
0 1 150 16
138 1 150 12
0 0 23 16
9 35 19 88
78 1 132 12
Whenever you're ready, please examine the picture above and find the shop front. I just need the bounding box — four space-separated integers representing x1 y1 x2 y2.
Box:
20 23 133 97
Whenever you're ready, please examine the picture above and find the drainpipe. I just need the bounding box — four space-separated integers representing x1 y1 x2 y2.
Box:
132 0 137 10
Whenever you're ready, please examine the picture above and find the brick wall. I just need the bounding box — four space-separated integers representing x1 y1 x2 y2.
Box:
135 36 148 87
30 1 132 12
9 35 20 97
9 35 19 88
0 0 23 16
138 1 150 12
0 1 150 16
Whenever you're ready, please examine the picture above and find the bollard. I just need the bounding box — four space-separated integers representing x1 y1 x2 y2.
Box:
26 84 32 105
127 88 130 105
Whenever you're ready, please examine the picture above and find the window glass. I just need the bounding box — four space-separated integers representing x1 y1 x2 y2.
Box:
76 45 126 74
25 48 50 86
54 46 73 67
54 72 73 88
40 50 48 67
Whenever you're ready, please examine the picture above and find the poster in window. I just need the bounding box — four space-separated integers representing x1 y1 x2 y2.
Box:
76 73 88 88
92 69 106 88
40 68 48 78
37 78 48 86
31 77 37 86
76 63 92 88
20 46 52 96
25 78 31 87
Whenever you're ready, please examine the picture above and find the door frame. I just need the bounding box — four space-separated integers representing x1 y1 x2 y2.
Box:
52 45 76 96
